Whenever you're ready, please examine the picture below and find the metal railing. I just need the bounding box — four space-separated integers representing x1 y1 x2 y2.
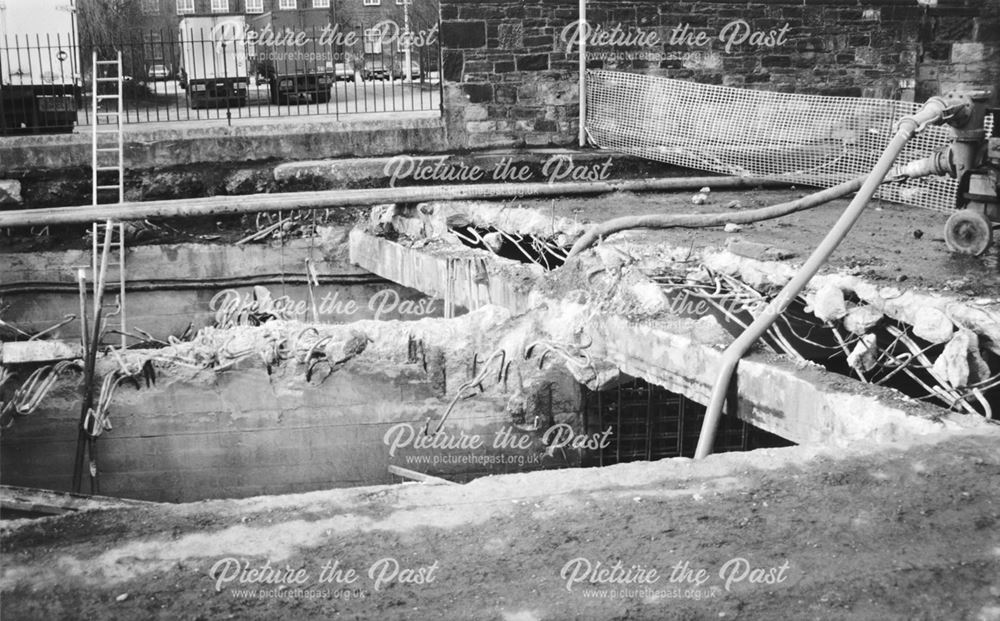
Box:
1 21 442 135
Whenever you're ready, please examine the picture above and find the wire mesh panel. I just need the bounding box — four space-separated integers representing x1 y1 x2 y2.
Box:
586 69 995 213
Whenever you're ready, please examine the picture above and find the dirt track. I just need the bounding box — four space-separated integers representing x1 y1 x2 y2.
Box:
2 430 998 620
518 187 1000 299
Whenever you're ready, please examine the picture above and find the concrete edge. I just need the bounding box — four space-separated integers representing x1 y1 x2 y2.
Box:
0 113 448 174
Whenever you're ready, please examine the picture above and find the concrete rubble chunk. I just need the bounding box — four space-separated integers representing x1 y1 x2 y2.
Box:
629 280 669 313
843 305 884 335
932 329 973 389
810 284 847 322
912 306 954 344
932 329 991 389
482 232 503 253
0 180 22 205
847 333 878 372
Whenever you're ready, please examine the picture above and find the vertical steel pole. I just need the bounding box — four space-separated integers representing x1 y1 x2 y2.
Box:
77 268 89 353
577 0 586 148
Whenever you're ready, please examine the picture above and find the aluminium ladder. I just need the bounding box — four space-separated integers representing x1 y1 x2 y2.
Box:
90 52 127 348
91 51 124 205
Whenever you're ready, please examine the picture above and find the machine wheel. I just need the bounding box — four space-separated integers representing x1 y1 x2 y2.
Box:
944 209 993 256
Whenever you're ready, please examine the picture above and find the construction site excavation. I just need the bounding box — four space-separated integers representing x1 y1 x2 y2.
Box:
1 1 999 619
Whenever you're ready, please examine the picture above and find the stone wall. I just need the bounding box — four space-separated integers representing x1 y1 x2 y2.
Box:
439 0 1000 148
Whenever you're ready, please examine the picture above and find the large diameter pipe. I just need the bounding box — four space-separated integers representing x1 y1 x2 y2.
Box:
0 176 792 228
693 94 964 460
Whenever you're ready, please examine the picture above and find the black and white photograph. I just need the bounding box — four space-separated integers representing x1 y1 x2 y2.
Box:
0 0 998 618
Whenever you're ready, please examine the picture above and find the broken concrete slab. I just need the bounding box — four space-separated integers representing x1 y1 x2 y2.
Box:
726 239 796 261
0 340 82 364
703 251 1000 355
0 484 156 517
349 229 993 447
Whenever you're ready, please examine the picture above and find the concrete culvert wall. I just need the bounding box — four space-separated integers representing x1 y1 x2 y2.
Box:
0 309 597 502
1 235 446 340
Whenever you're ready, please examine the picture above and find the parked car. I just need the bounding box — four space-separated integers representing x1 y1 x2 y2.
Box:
361 59 390 81
363 59 422 81
385 60 421 81
333 62 355 81
146 64 171 81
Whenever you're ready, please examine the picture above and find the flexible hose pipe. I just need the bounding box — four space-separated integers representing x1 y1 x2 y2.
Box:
565 175 869 259
693 94 973 459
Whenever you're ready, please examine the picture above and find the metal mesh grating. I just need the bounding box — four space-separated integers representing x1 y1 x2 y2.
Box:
586 70 995 213
580 378 791 466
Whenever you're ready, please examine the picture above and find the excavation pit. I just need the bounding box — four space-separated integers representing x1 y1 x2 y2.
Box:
1 186 999 621
2 184 998 507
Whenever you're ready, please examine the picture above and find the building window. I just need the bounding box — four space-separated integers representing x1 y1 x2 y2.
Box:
313 0 330 7
211 0 229 12
141 0 160 14
246 0 264 12
176 0 194 14
363 0 380 6
364 27 384 53
144 32 165 60
395 0 411 4
279 0 297 9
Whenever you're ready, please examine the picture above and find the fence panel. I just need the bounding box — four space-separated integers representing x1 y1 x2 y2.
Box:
1 18 441 135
